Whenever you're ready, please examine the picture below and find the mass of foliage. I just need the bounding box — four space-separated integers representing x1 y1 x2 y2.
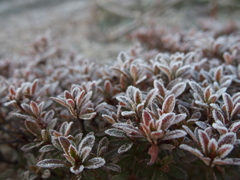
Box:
1 23 240 180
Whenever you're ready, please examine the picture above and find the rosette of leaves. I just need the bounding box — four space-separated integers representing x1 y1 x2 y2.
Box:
189 81 227 124
153 79 186 106
112 52 149 89
10 101 57 150
180 127 240 168
51 85 97 132
196 66 233 89
211 109 240 143
152 53 191 82
4 79 39 108
106 94 187 165
115 85 156 123
37 132 106 179
211 93 240 125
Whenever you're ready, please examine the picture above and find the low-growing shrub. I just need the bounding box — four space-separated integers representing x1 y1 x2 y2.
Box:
1 25 240 180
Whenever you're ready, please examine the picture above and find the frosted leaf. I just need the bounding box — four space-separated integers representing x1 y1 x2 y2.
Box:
84 157 105 169
104 163 121 172
105 128 126 138
217 144 233 158
162 130 187 140
162 95 175 113
37 159 66 168
79 146 92 162
218 132 236 147
39 145 56 152
70 165 84 174
78 133 95 152
179 144 203 158
198 130 210 154
118 142 133 154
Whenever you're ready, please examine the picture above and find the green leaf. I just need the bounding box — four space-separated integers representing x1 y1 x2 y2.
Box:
151 169 168 180
39 144 56 152
79 112 96 120
21 141 43 151
168 164 188 179
104 163 121 172
118 142 133 154
117 155 134 169
37 159 67 168
111 170 130 180
96 168 109 180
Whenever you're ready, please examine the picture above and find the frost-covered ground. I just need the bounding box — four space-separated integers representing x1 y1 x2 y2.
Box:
0 0 239 63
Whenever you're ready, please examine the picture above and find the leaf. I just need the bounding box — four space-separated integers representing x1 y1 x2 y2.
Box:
222 93 233 116
229 121 240 133
151 130 164 140
79 146 92 162
30 79 38 95
46 118 57 133
217 144 233 158
144 89 157 108
168 164 188 179
179 144 203 158
112 123 142 135
212 123 228 135
154 80 166 97
142 110 152 126
212 109 225 124
78 132 95 152
105 128 126 138
158 64 171 80
102 114 116 124
21 142 43 151
58 136 71 154
162 130 187 141
111 170 130 180
36 159 66 168
169 82 186 98
231 103 240 118
25 120 42 137
70 165 84 174
121 111 136 117
134 88 142 104
104 163 121 172
84 157 105 169
182 125 198 142
207 139 218 156
97 137 109 157
30 101 40 116
79 112 96 120
151 169 168 180
198 130 210 154
162 95 175 113
50 97 67 107
189 81 204 100
39 145 56 152
176 65 191 77
116 96 132 109
213 158 240 165
147 144 159 165
118 142 133 154
218 132 236 147
60 121 73 136
68 145 78 158
160 113 175 130
173 114 187 124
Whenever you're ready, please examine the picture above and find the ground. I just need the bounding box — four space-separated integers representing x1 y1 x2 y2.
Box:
0 0 239 63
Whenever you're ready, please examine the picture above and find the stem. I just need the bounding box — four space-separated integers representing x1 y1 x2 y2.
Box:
77 118 86 134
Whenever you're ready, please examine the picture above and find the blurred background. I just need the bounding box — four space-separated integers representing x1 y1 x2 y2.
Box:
0 0 240 62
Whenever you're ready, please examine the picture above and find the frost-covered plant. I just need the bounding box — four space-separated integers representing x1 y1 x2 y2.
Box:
1 25 240 180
